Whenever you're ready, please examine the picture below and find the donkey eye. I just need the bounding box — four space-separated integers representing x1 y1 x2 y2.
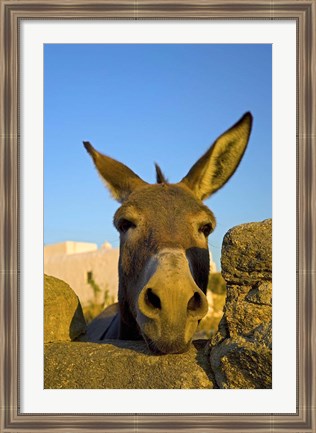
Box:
117 219 136 234
199 223 213 237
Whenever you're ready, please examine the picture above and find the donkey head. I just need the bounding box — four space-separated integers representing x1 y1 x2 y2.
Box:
84 112 252 354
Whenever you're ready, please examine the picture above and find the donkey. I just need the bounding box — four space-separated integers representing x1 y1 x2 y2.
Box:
83 112 252 354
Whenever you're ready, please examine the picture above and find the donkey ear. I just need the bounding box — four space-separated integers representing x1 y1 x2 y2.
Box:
179 112 253 201
83 141 147 203
155 163 168 184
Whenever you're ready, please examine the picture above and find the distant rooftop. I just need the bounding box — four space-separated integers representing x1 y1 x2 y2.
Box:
44 241 99 256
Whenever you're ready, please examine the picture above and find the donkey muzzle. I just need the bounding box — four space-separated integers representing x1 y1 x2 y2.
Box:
136 249 209 354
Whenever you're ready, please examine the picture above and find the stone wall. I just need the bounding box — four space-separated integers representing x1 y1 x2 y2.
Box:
45 340 214 389
44 219 272 389
209 219 272 388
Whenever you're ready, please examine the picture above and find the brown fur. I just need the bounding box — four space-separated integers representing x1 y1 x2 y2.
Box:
83 112 253 354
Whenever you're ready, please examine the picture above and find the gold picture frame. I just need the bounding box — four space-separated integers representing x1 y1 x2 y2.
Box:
0 0 315 431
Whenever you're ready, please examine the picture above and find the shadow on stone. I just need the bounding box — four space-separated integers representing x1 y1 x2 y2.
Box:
69 302 87 341
193 339 219 388
44 274 86 343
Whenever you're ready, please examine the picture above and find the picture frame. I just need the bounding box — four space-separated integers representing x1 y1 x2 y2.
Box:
0 0 315 432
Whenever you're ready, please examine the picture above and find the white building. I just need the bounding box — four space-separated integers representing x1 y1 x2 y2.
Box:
44 241 119 306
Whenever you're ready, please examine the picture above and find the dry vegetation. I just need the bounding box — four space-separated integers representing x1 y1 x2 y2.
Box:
82 275 115 324
195 272 227 339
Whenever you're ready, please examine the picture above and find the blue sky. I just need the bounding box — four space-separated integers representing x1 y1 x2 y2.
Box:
44 44 272 270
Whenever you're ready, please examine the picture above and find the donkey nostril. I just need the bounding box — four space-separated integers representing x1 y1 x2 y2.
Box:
145 288 161 310
187 292 202 312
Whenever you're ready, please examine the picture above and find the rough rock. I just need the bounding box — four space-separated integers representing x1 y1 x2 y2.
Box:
221 219 272 284
44 340 214 389
44 274 86 343
209 335 272 389
209 219 272 389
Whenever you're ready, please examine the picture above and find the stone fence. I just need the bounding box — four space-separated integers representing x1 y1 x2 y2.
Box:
44 219 272 389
